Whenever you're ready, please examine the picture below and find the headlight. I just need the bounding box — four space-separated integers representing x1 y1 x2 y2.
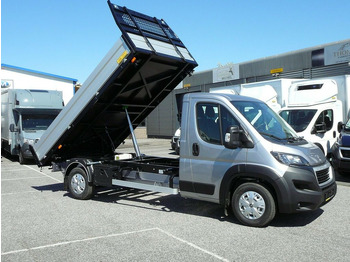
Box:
271 151 309 166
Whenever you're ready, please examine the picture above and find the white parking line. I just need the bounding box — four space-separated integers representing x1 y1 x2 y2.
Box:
2 176 48 181
157 228 229 262
2 191 38 196
1 165 62 182
1 228 158 256
1 227 229 261
24 165 61 182
1 168 34 172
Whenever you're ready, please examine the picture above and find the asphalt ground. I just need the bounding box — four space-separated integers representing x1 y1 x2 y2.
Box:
1 138 350 262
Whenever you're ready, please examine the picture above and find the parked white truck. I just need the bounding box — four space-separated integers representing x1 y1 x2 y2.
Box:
30 1 336 227
240 79 300 108
1 89 64 163
239 84 281 112
279 79 344 156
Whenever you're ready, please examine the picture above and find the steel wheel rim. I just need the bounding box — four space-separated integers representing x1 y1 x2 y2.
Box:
238 190 266 220
71 173 86 195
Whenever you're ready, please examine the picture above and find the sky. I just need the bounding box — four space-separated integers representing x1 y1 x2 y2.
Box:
2 0 350 84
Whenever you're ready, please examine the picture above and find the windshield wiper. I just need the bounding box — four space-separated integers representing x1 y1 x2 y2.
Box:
259 132 283 141
260 132 304 143
286 136 304 143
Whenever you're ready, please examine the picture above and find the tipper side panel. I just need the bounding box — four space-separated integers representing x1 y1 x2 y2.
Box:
32 1 197 166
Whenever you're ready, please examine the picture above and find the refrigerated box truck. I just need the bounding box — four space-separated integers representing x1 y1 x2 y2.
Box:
31 1 336 227
279 79 344 156
1 89 64 163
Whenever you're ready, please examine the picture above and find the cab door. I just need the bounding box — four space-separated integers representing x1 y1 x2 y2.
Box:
312 108 339 154
180 98 247 202
10 110 20 155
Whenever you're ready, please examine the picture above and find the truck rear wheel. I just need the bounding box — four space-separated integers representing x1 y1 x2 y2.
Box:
232 182 276 227
68 167 94 200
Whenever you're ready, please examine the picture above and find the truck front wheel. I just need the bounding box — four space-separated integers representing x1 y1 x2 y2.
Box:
232 182 276 227
68 167 94 200
19 150 26 165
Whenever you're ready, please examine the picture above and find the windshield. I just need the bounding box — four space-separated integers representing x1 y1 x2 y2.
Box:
22 114 58 131
345 118 350 131
279 109 316 132
232 100 298 140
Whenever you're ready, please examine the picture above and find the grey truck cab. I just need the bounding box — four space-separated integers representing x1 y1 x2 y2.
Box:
179 93 336 226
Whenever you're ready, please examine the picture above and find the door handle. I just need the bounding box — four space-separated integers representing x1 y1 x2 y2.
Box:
192 143 199 156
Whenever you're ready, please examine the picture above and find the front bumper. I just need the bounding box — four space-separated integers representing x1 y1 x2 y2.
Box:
331 143 350 173
277 163 337 213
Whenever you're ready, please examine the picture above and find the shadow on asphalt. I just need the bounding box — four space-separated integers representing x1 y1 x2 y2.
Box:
270 209 324 227
1 152 38 165
32 183 64 192
335 172 350 184
1 151 19 163
29 182 329 227
87 187 324 228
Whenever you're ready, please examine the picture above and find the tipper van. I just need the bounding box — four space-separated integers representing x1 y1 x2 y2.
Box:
30 1 336 227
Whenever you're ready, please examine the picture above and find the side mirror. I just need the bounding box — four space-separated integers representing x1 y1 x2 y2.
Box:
9 124 19 132
337 121 344 133
224 126 242 149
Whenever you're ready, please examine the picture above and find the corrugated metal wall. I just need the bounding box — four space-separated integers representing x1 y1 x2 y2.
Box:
146 39 350 138
239 51 311 79
147 93 176 138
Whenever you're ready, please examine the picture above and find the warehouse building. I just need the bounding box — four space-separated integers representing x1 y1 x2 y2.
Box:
1 64 78 105
147 39 350 138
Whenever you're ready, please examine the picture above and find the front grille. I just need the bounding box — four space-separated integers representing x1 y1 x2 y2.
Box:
316 168 330 184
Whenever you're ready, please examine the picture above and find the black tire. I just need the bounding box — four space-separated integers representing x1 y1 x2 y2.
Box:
68 167 94 200
175 146 180 155
337 169 350 176
232 182 276 227
19 150 26 165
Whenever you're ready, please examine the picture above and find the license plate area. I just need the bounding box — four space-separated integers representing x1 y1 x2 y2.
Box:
324 187 336 202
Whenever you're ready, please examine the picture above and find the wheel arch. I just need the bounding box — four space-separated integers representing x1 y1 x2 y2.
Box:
314 142 325 155
63 159 93 191
219 164 288 212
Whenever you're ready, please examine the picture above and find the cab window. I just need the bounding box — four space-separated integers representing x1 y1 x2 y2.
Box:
315 109 333 132
196 103 239 145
